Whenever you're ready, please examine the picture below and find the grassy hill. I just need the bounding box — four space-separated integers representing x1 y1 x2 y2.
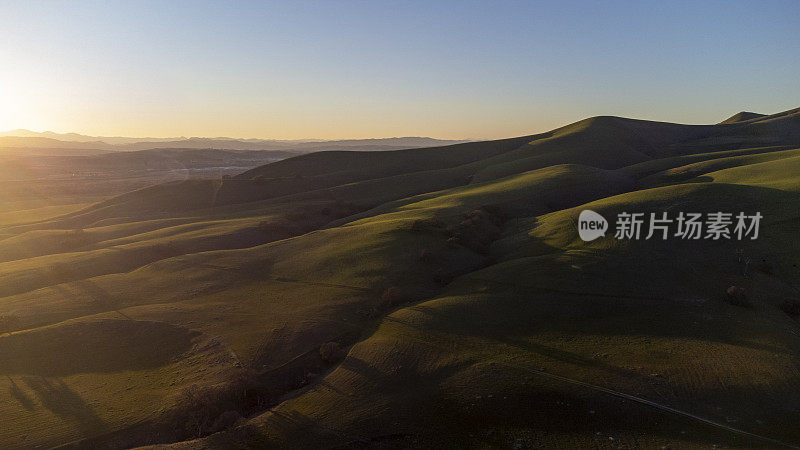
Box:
1 108 800 448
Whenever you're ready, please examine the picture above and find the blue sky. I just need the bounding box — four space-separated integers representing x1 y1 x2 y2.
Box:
0 0 797 139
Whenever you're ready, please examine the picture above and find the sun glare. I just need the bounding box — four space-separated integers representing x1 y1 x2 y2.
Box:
0 88 30 131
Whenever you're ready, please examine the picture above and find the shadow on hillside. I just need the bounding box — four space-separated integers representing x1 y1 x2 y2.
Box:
382 311 657 389
0 319 198 376
7 375 36 411
338 355 386 381
22 376 106 434
367 313 800 446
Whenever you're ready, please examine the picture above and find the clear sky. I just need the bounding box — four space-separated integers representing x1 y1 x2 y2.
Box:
0 0 798 140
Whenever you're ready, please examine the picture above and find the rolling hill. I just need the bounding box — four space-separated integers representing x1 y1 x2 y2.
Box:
1 107 800 448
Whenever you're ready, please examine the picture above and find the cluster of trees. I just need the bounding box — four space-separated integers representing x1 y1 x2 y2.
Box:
174 339 350 439
319 341 344 364
445 206 506 254
409 206 507 255
174 369 262 438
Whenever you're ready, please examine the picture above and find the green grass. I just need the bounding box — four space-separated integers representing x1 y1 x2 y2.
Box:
702 154 800 192
2 107 800 448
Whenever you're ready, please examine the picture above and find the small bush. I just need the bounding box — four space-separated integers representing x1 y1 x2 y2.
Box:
320 342 344 364
209 410 242 434
173 368 267 438
177 384 220 437
229 368 259 403
726 286 749 307
368 301 388 318
444 206 507 253
300 371 318 387
781 298 800 317
370 286 410 316
381 286 405 307
479 204 507 225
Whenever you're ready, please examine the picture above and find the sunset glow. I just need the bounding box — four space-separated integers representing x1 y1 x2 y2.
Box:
1 1 798 140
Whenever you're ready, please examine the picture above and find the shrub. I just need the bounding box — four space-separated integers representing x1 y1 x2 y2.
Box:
0 315 21 335
444 206 507 253
368 300 388 318
369 286 409 317
726 286 749 307
229 369 259 403
781 298 800 317
176 384 220 437
319 342 344 364
381 286 405 307
479 204 507 225
209 410 242 434
174 368 266 438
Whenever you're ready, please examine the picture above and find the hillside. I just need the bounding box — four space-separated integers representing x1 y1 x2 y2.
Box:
1 108 800 448
719 111 767 124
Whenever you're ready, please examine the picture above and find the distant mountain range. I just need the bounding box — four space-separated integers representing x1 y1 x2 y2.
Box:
0 129 469 152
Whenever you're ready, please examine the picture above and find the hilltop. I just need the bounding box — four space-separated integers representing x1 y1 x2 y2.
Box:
719 111 767 124
1 107 800 448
